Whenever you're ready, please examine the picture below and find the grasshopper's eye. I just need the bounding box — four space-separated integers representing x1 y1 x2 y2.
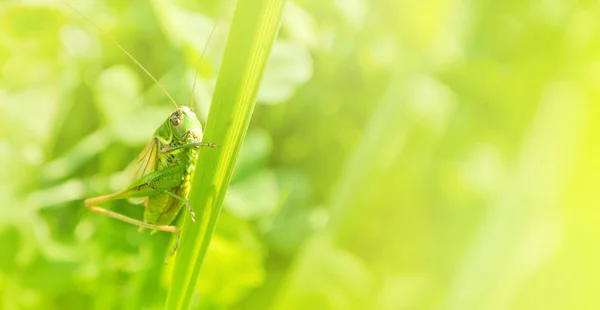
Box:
171 117 181 126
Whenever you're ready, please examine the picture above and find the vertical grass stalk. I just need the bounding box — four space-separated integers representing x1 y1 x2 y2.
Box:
165 0 285 309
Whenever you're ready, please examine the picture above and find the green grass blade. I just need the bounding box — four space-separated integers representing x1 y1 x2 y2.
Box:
164 0 286 309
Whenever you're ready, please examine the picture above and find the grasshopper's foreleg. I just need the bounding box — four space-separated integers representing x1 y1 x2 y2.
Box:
85 195 180 234
161 141 216 153
162 190 196 223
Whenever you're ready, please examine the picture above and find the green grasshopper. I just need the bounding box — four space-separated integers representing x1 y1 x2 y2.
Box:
64 1 216 253
85 106 214 252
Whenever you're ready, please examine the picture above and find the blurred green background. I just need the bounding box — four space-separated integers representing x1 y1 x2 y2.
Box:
1 0 600 309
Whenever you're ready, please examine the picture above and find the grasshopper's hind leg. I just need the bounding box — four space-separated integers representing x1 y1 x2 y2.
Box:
85 196 182 259
166 231 181 263
85 196 179 233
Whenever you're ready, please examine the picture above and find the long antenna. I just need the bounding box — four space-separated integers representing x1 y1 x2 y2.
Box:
61 0 179 108
189 17 220 109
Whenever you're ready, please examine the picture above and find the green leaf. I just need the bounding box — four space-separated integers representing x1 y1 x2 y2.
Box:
164 0 286 309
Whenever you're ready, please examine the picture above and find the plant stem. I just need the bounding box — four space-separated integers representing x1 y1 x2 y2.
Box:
164 0 285 309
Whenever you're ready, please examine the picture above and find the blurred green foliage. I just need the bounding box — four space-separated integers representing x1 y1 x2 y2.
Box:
1 0 600 309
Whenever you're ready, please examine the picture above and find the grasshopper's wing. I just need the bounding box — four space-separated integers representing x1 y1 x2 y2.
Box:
128 137 159 204
133 137 159 180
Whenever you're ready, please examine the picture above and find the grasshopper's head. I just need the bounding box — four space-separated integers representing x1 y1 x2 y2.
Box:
169 106 203 142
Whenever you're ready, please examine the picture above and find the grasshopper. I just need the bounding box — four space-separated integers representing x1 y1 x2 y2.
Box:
85 106 214 253
64 1 216 253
